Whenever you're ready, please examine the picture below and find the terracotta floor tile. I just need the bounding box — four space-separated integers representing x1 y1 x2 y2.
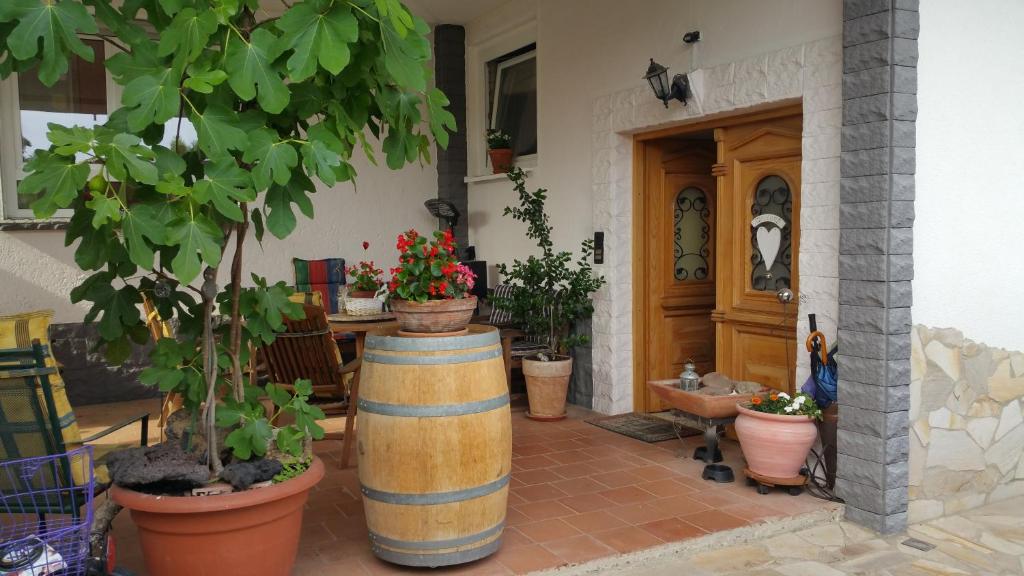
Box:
591 526 664 554
586 457 637 472
515 500 577 521
513 468 563 486
638 478 696 498
504 507 532 527
720 502 786 523
502 527 534 548
599 485 659 505
511 454 560 470
631 464 677 481
694 489 748 508
563 510 629 533
607 502 676 525
545 439 588 452
543 535 616 565
591 469 644 488
638 517 708 542
512 443 556 457
515 518 581 543
549 462 603 479
493 543 565 574
559 492 615 513
546 449 594 465
512 483 568 503
653 494 713 517
550 476 607 495
678 509 751 532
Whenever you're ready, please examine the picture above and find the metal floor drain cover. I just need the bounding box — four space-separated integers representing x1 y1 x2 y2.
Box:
901 537 936 552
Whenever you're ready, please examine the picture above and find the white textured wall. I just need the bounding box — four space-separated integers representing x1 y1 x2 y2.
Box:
465 0 842 413
915 0 1024 351
0 149 437 323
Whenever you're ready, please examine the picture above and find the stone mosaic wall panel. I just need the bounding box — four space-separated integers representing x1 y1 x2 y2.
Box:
909 324 1024 522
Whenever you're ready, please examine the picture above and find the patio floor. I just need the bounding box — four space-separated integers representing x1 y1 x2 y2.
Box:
76 399 840 575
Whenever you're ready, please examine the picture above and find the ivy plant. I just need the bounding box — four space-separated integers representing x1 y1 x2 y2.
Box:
495 168 606 355
0 0 455 476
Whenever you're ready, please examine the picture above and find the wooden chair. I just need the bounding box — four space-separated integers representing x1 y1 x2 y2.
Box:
483 284 550 390
257 303 361 460
0 341 149 497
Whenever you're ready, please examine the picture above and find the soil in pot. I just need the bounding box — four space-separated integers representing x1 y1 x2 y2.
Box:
389 296 476 333
734 404 817 479
111 457 324 576
522 354 572 421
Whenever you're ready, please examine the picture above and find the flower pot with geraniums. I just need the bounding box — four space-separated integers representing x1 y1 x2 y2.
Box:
345 242 385 315
734 391 822 481
495 168 606 420
387 229 478 334
487 129 514 174
0 1 455 573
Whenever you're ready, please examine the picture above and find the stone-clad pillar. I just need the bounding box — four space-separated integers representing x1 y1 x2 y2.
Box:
836 0 918 533
432 25 469 254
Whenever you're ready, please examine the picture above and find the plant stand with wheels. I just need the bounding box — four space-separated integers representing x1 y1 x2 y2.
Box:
744 468 807 496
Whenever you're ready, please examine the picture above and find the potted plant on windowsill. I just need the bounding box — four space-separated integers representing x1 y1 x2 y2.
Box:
735 391 822 480
496 168 606 420
387 229 478 334
487 129 514 174
345 242 385 315
0 0 454 573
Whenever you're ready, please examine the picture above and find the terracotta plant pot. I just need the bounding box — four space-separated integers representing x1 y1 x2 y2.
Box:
734 404 817 479
111 457 325 576
390 296 477 333
522 355 572 421
488 148 513 174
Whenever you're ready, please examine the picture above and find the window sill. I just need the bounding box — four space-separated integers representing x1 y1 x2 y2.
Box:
465 167 533 184
0 219 70 231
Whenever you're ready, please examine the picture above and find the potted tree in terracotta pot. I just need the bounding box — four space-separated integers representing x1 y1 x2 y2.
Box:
0 0 453 573
496 168 606 420
387 229 478 333
734 391 822 484
487 129 514 174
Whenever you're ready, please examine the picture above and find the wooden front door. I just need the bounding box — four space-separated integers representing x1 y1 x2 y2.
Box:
713 114 802 393
638 140 717 412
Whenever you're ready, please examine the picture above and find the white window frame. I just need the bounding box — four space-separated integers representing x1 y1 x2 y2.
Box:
0 37 121 221
488 49 537 165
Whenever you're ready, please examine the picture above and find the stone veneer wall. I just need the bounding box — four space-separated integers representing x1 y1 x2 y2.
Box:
590 37 844 415
908 325 1024 522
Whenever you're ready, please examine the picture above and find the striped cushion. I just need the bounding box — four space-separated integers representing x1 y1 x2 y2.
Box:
488 284 516 327
293 258 346 314
0 310 93 485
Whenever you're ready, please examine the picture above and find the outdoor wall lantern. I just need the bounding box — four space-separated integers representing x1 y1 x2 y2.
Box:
644 58 689 107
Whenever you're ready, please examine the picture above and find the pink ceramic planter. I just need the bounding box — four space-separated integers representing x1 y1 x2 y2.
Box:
734 404 818 479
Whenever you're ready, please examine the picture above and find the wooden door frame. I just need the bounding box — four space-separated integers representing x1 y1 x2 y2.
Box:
631 103 803 413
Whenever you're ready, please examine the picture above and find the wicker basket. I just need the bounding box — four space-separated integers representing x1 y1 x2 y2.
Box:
345 296 384 316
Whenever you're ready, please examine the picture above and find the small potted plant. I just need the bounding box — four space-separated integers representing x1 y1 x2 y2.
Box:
345 242 385 315
387 229 478 333
734 391 822 480
496 168 606 420
487 129 514 174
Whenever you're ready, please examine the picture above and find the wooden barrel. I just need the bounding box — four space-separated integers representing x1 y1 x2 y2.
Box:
358 325 511 567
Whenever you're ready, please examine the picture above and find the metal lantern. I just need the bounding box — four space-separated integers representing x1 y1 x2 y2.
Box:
643 58 689 108
679 358 700 391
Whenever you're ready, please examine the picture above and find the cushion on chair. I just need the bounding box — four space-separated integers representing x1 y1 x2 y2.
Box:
488 284 516 327
0 310 95 486
293 258 346 314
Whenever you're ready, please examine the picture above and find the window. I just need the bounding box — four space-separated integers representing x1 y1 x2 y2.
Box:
673 186 712 281
0 39 198 220
750 175 793 291
487 45 536 159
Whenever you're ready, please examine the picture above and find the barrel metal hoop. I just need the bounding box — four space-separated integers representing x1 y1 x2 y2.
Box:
363 347 502 365
368 521 505 551
357 394 509 418
361 473 510 505
365 328 499 352
371 535 502 568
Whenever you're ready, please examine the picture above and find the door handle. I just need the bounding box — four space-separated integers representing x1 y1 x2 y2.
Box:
776 288 794 304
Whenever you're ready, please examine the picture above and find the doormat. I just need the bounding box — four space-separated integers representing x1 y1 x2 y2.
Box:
585 413 700 443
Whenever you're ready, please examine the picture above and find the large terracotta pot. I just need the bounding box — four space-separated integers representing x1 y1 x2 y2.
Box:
488 148 513 173
522 355 572 421
390 296 477 333
734 404 817 479
111 457 324 576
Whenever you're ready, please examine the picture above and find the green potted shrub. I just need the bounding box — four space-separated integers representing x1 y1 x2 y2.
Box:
0 0 453 573
496 168 605 420
486 128 513 174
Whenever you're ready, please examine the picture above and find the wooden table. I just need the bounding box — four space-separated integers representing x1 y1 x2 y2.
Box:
327 312 398 468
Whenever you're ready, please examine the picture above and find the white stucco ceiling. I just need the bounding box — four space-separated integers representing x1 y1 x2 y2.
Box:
404 0 511 25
